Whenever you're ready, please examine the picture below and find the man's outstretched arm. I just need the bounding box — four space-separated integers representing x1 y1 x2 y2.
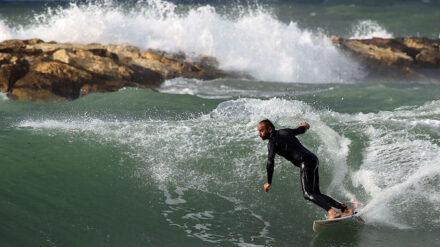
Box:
265 141 275 192
290 122 310 136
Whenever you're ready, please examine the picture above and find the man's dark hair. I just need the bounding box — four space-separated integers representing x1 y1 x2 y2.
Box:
259 119 275 130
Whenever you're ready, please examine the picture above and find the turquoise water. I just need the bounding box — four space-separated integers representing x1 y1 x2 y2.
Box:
2 81 440 246
1 0 440 246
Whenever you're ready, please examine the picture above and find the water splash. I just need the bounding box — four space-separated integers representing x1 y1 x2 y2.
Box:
348 101 440 229
0 0 364 83
0 92 8 101
350 20 394 39
17 97 440 232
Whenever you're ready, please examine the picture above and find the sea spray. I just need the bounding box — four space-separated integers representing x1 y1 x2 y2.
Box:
0 0 364 83
350 20 394 39
0 92 8 101
347 101 440 229
17 96 352 243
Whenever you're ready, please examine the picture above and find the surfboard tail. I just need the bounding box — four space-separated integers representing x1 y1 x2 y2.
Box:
349 201 366 223
356 216 366 223
351 200 362 211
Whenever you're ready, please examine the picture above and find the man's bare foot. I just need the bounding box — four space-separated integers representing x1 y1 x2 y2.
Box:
342 207 355 217
327 208 341 220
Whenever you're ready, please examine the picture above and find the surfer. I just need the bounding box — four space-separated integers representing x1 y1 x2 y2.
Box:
257 119 355 219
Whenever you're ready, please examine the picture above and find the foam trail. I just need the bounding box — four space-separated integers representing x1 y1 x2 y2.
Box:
347 101 440 228
0 0 364 83
18 97 353 198
18 98 440 231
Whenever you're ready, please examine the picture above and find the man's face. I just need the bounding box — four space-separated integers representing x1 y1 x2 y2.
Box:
258 123 272 140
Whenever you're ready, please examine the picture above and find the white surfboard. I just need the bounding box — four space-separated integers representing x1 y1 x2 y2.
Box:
313 213 365 233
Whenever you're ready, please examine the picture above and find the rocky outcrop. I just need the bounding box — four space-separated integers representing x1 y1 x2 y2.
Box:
3 37 440 102
331 36 440 82
0 39 236 102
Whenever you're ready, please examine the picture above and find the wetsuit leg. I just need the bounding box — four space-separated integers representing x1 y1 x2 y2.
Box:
300 162 331 211
300 159 346 212
312 161 346 211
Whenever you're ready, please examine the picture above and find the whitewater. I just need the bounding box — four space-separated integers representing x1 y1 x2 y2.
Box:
0 0 371 83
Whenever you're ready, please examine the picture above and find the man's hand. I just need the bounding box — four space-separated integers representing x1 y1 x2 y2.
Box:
264 183 271 193
300 122 310 129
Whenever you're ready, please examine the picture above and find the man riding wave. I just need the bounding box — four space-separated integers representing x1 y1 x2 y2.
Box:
257 119 354 219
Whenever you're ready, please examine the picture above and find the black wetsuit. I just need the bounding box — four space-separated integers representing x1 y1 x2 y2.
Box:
266 126 346 212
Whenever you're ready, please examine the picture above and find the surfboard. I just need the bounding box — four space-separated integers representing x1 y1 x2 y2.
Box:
313 213 365 233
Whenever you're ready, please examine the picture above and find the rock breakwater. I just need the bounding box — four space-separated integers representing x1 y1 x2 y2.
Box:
0 39 234 102
332 36 440 81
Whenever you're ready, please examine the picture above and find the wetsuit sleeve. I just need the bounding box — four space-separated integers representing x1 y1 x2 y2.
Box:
290 126 307 136
266 141 275 184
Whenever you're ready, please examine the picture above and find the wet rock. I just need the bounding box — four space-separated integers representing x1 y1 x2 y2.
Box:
0 39 243 102
139 49 227 80
10 71 79 102
9 88 68 102
0 58 29 92
332 36 440 81
79 81 135 97
416 49 440 66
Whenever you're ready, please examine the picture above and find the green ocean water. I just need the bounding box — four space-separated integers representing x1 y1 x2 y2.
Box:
1 80 440 246
1 0 440 246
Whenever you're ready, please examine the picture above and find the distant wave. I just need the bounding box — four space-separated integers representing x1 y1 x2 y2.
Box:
0 0 365 83
350 20 394 39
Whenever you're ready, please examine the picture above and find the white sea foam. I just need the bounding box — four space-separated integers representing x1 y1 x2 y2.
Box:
0 92 8 101
17 97 352 198
0 20 13 41
160 78 331 99
17 98 440 231
350 20 394 39
345 100 440 228
0 0 364 83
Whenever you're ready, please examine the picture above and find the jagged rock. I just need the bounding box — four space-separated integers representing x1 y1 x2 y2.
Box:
33 60 94 82
196 55 219 69
0 58 29 92
403 37 440 51
0 39 43 57
416 49 440 66
9 88 68 102
0 39 242 102
52 49 134 81
332 36 440 81
79 81 135 97
106 44 141 59
10 71 80 102
132 57 176 79
139 49 227 80
129 64 164 87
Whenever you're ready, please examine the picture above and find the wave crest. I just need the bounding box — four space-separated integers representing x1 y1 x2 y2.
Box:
0 0 364 83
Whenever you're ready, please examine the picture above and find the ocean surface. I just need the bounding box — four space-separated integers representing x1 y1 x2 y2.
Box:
1 0 440 246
